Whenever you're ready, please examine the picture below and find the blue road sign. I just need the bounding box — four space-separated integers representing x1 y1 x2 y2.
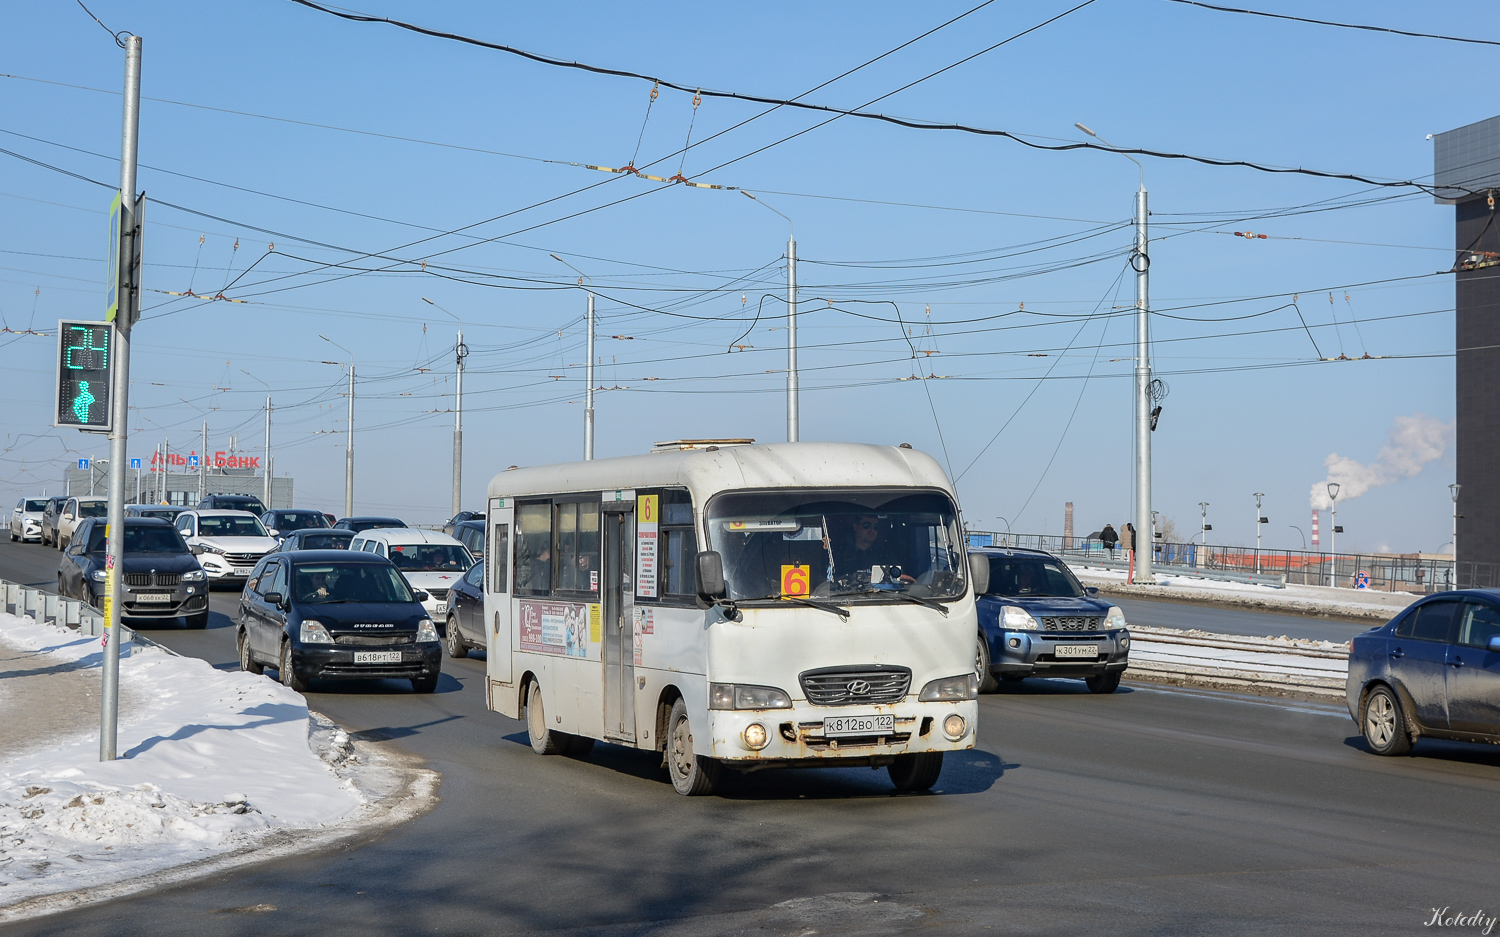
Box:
78 458 89 470
129 458 141 469
187 455 199 467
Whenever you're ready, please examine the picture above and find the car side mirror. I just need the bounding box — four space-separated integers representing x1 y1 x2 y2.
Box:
412 589 430 602
190 544 204 555
696 551 726 601
267 528 279 538
1085 587 1100 597
968 553 990 595
1489 635 1500 653
262 591 284 607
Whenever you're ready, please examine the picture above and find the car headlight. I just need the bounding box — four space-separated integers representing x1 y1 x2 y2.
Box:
709 683 793 710
1000 605 1040 631
182 569 207 582
90 570 107 582
919 674 978 701
1104 605 1128 630
300 620 333 644
416 618 439 643
199 543 225 555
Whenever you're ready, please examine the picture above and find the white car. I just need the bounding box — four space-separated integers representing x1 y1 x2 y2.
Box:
10 497 47 543
57 497 109 551
174 509 279 584
349 527 474 623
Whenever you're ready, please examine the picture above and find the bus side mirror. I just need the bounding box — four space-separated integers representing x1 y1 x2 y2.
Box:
696 551 727 601
967 554 989 595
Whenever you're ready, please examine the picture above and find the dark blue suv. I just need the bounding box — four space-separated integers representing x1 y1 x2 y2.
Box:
972 548 1130 694
1347 590 1500 755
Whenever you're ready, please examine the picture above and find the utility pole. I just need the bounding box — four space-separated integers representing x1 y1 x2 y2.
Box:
263 396 272 507
1253 492 1265 573
345 364 354 517
199 421 207 502
453 330 467 511
787 233 799 443
1450 483 1461 561
585 297 595 459
101 33 141 762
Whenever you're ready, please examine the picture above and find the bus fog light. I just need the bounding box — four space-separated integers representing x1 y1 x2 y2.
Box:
742 723 770 750
943 714 967 739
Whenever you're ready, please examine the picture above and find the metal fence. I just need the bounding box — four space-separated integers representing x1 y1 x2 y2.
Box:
1 578 108 636
965 531 1500 594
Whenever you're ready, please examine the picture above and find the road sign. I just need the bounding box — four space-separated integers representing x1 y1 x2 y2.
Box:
1353 570 1370 590
187 454 199 468
105 190 145 325
78 458 90 470
54 321 114 432
129 458 141 469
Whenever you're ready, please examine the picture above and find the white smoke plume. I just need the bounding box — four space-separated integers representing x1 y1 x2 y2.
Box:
1309 414 1452 510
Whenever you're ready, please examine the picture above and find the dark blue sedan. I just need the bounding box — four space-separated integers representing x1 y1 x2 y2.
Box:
236 550 442 693
1347 590 1500 755
972 548 1130 694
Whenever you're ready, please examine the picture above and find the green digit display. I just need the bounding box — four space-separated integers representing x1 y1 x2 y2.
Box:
55 321 112 430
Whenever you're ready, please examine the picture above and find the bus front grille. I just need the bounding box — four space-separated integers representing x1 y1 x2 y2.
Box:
799 665 911 706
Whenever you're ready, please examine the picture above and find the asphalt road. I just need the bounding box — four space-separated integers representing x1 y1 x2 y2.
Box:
3 538 1497 936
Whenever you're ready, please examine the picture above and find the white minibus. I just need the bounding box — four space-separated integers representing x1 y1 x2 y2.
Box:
481 440 985 795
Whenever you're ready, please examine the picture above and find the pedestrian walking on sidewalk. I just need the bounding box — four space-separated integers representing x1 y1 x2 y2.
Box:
1100 524 1118 558
1121 523 1135 558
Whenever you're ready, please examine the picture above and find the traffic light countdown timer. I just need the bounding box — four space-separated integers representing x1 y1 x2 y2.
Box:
54 320 113 432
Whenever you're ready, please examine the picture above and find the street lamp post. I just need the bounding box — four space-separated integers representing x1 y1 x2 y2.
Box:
1199 501 1210 548
1326 481 1341 587
549 257 595 459
319 335 355 518
1077 123 1151 582
993 515 1012 546
743 192 798 442
1450 483 1461 562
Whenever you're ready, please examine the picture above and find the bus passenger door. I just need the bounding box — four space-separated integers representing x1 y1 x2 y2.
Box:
486 498 514 693
602 503 636 742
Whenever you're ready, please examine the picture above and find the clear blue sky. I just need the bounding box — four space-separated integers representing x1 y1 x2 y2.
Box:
0 1 1488 552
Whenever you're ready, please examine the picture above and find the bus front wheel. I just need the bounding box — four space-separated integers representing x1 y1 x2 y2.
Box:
527 680 570 755
667 698 720 796
889 752 943 792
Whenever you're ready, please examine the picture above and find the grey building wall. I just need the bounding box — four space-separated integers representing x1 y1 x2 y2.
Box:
1455 195 1500 566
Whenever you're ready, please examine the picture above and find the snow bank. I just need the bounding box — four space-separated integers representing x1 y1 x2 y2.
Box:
1069 563 1416 620
0 612 361 907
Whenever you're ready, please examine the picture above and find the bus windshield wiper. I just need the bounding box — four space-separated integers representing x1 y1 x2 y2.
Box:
861 589 949 616
734 594 850 620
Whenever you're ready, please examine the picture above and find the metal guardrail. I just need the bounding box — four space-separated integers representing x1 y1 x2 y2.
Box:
967 531 1498 594
1 578 111 637
1059 553 1288 588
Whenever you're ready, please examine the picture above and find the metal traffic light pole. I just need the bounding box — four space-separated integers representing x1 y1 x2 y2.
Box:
101 34 141 762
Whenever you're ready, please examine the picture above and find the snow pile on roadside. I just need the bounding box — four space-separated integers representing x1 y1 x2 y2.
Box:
0 612 362 907
1069 563 1416 619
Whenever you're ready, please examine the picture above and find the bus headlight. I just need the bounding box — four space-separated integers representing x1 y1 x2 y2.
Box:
742 723 770 750
300 620 333 644
1000 605 1040 631
919 674 978 701
943 714 968 740
710 683 792 710
1105 606 1128 630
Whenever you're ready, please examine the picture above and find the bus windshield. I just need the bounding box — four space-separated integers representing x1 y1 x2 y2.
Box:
706 489 966 603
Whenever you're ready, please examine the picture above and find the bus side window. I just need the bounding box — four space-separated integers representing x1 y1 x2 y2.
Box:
554 501 601 593
656 489 697 600
515 502 552 595
492 523 509 593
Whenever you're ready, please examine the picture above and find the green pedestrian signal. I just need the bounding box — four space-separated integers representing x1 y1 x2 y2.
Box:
54 320 114 432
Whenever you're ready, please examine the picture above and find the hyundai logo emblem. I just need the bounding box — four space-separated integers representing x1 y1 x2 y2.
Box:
846 679 872 696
